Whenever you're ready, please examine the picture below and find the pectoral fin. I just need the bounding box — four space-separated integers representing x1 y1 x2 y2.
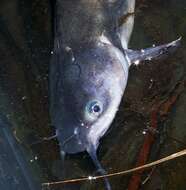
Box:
126 37 181 66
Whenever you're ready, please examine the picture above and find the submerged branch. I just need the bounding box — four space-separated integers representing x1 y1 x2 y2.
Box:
42 149 186 187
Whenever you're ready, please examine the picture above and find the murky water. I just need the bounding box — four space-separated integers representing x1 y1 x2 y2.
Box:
0 0 185 190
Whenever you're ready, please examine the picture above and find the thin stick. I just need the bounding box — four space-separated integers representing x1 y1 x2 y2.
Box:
42 149 186 187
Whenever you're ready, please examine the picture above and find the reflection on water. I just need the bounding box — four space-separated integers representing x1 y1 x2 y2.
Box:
0 0 186 190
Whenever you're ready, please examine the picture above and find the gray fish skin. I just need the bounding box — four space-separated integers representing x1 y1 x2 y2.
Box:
50 0 135 154
49 0 180 189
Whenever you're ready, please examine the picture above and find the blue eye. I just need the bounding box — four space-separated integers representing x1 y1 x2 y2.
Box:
85 100 103 120
92 104 101 113
89 101 102 114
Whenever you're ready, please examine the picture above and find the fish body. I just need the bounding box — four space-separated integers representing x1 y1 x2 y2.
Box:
49 0 180 189
50 0 134 153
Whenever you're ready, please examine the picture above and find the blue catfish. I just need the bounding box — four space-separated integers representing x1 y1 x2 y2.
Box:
49 0 180 189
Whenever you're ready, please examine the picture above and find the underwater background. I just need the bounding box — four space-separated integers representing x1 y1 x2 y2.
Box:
0 0 186 190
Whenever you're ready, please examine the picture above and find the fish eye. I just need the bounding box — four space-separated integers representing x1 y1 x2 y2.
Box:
85 100 103 120
89 101 102 114
92 104 101 113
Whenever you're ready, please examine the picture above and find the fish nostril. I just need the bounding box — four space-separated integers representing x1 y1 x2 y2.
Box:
80 122 85 126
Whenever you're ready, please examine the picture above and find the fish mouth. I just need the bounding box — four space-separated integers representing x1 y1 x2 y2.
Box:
57 127 87 154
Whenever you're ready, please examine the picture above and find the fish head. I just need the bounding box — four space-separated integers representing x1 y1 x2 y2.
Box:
54 42 129 154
